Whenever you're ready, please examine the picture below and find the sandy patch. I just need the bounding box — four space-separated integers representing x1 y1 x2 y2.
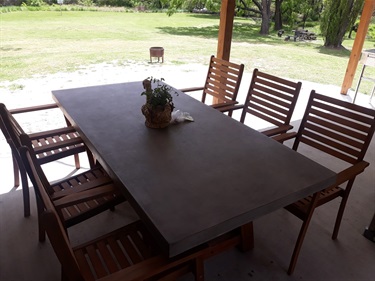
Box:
0 60 209 109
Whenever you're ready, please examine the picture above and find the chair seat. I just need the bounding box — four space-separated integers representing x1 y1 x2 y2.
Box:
73 220 160 281
0 103 95 217
49 166 125 228
285 186 344 220
30 128 87 165
72 220 249 281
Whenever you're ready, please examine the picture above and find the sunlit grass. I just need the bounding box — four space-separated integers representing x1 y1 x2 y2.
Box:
1 10 374 94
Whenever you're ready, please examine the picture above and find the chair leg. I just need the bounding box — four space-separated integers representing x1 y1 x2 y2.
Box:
20 166 30 217
73 154 80 169
37 199 46 242
12 153 20 188
287 192 320 275
63 117 81 170
332 181 354 240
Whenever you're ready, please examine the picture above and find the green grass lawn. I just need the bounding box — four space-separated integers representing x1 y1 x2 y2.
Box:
1 10 374 94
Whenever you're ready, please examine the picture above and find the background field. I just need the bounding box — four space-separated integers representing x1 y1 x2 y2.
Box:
1 11 374 94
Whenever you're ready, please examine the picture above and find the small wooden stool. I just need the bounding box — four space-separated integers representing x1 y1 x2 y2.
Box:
149 47 164 63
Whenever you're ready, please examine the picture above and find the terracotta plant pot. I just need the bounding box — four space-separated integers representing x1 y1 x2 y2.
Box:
141 103 172 129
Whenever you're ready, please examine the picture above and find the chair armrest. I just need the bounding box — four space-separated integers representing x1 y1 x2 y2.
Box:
215 104 245 113
28 126 77 139
211 100 238 109
31 137 83 154
335 161 369 186
271 131 298 143
261 124 293 137
53 184 121 208
179 86 204 93
9 103 58 114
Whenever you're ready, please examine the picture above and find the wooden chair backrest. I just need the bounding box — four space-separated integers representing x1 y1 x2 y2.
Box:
0 103 26 150
0 109 12 146
20 146 83 281
202 55 244 104
240 69 302 126
293 91 375 164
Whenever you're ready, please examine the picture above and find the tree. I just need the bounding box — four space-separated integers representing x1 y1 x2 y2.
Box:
164 0 220 15
166 0 272 35
320 0 364 48
281 0 323 30
274 0 284 31
237 0 272 34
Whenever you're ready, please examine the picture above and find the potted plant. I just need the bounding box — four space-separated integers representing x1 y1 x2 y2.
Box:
141 77 178 129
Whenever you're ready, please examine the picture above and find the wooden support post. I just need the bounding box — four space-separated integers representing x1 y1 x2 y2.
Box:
340 0 375 95
215 0 235 104
216 0 235 61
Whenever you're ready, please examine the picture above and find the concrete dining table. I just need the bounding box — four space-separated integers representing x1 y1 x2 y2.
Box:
52 81 336 258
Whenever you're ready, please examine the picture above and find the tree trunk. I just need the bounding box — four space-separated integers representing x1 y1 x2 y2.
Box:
274 0 283 31
260 0 271 34
322 0 363 48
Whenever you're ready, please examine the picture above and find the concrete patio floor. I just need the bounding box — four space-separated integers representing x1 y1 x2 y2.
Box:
0 63 374 281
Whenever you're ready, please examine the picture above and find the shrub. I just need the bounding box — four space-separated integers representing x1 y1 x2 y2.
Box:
368 24 375 39
24 0 45 6
96 0 134 7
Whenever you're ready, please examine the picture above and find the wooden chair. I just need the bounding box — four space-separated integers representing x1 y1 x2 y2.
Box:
17 144 125 243
20 145 255 281
180 55 244 114
221 68 301 139
279 91 375 274
0 103 95 217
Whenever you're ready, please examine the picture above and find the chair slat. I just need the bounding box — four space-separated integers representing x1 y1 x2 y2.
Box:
183 55 244 109
239 69 301 138
312 92 375 117
255 71 300 89
308 115 368 142
254 77 297 97
36 146 86 165
107 237 131 268
119 235 144 264
212 56 242 69
97 240 119 274
303 129 360 161
206 78 236 96
128 231 153 259
74 249 96 281
208 70 239 86
247 103 285 126
252 84 295 105
86 244 108 278
32 137 84 154
305 121 365 150
63 205 82 219
249 92 290 115
309 107 371 134
52 177 112 200
300 135 357 164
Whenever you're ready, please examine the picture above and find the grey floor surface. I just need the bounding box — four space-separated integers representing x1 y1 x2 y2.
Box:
1 83 374 281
